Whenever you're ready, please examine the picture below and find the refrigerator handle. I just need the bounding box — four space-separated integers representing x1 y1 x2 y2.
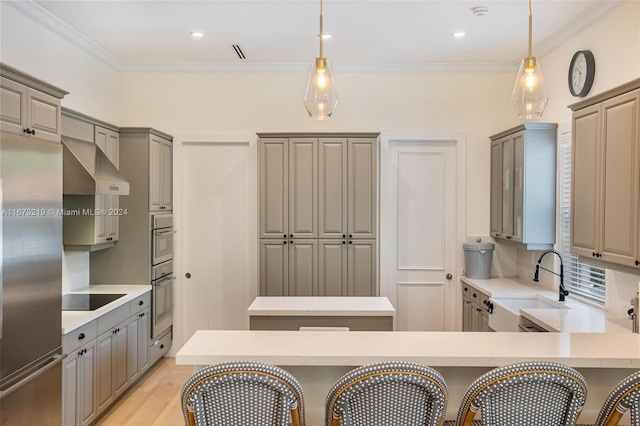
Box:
0 354 64 399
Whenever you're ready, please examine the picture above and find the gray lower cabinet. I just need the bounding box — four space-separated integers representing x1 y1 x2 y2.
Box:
260 239 318 296
62 291 155 425
462 283 490 332
96 318 129 414
62 338 97 426
318 239 377 296
128 307 150 383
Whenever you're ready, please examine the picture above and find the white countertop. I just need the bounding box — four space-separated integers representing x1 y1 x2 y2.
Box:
176 330 640 369
247 297 396 317
461 276 631 333
61 284 151 334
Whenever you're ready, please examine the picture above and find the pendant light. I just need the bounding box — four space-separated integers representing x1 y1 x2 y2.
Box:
303 0 338 119
510 0 548 119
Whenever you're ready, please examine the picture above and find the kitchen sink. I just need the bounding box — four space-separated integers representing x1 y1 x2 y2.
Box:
489 295 570 332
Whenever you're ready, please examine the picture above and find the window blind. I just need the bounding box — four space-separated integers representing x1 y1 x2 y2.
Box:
559 131 606 305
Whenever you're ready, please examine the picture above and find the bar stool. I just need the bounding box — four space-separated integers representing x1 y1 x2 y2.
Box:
180 360 305 426
445 361 587 426
589 370 640 425
325 361 448 426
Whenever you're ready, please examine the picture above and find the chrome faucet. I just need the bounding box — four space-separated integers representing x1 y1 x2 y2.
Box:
533 249 569 302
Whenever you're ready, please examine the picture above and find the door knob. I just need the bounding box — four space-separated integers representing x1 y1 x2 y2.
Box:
446 273 453 280
185 272 191 279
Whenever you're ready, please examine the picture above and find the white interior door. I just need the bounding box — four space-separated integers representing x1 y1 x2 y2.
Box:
173 135 257 351
380 133 465 331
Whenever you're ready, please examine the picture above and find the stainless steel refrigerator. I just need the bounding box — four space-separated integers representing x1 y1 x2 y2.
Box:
0 132 63 424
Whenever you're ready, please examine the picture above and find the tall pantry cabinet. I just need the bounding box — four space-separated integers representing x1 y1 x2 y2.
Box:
258 133 379 297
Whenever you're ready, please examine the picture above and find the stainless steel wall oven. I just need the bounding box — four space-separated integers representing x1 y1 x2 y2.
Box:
151 213 174 338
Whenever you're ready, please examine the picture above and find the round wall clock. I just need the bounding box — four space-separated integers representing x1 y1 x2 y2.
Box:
568 50 595 97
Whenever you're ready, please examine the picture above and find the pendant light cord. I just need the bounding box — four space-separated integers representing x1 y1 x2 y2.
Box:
319 0 324 58
527 0 533 58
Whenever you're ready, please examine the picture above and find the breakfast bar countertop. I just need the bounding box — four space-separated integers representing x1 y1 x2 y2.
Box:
61 284 152 334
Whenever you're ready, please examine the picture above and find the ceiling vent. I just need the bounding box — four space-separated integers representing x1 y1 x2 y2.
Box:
471 6 489 16
232 44 246 59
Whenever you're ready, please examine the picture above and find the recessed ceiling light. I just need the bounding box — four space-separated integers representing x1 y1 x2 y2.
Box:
190 31 204 38
453 32 466 38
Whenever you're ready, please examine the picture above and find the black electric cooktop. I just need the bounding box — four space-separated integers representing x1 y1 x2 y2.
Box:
62 293 126 311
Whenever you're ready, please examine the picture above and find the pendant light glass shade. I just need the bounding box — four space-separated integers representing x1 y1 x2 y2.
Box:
303 0 338 119
510 56 548 119
510 0 548 119
304 57 338 119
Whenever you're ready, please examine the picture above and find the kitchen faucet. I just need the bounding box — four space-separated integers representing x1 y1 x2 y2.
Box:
533 249 569 302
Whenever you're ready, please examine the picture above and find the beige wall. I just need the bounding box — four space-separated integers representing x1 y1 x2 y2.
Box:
2 0 639 311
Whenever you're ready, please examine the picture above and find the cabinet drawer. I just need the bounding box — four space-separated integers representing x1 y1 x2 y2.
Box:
98 304 129 334
63 320 97 354
130 292 151 316
149 328 172 366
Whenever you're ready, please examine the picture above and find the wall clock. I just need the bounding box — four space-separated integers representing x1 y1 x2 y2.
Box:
568 50 595 97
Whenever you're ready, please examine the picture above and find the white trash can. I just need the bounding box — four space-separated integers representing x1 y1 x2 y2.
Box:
463 242 494 279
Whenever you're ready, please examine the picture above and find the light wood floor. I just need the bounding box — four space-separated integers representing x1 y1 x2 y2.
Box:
94 357 192 426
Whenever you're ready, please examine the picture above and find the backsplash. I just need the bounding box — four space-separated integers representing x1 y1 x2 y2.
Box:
62 251 90 293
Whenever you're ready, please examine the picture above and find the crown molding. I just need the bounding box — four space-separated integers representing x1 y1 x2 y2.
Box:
5 0 123 70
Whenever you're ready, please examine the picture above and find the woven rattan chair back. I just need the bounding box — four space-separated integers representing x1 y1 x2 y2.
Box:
453 361 587 426
592 370 640 426
180 361 304 426
325 361 449 426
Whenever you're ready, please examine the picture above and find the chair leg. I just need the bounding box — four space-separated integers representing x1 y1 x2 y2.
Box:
290 407 301 426
187 410 196 426
604 409 624 426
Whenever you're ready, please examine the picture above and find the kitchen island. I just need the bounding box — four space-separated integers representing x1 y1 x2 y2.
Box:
177 329 640 424
247 296 396 331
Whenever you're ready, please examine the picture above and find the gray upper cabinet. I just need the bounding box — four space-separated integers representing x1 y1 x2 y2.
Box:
0 63 68 143
259 133 379 297
319 138 377 239
259 137 317 238
289 138 317 238
260 138 288 238
571 84 640 269
489 123 557 250
149 134 173 212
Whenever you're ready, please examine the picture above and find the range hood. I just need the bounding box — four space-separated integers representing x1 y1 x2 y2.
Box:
62 136 129 195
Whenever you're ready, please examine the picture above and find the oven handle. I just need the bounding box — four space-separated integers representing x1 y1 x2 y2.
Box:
153 276 175 286
154 230 177 236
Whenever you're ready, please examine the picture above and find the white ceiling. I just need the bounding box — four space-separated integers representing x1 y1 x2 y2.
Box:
13 0 624 72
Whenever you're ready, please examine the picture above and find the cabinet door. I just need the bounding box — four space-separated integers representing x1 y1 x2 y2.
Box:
572 104 602 258
348 240 376 296
95 127 120 242
288 239 317 296
260 240 288 296
500 137 514 237
600 90 640 266
260 139 289 238
319 138 348 238
489 141 503 237
78 342 97 426
161 138 172 210
113 321 129 397
511 132 525 241
289 138 317 238
27 88 61 143
62 353 78 426
96 332 114 413
318 239 347 296
348 138 377 239
129 308 150 382
0 76 27 136
149 135 171 211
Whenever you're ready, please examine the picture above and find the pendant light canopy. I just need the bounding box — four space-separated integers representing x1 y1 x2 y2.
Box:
303 0 338 119
510 0 548 119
